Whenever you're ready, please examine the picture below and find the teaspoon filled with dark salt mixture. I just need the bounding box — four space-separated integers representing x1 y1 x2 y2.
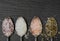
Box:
45 17 58 41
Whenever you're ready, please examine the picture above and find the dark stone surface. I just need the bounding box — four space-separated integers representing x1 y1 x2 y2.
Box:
0 0 60 41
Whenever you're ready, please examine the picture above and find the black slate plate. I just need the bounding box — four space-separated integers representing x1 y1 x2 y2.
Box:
0 0 60 41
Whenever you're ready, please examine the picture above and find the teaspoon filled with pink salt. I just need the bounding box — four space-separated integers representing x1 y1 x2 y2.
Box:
30 16 42 41
2 17 14 41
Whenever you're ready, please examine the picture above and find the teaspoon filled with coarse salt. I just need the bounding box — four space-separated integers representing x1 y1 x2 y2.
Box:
2 17 14 41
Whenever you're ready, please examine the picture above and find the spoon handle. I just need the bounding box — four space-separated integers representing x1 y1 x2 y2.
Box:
50 38 53 41
7 37 9 41
35 37 37 41
20 37 22 41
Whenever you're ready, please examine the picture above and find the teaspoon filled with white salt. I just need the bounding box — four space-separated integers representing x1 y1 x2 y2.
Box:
15 17 27 41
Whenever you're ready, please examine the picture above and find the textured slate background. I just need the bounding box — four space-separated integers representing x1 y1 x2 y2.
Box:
0 0 60 41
